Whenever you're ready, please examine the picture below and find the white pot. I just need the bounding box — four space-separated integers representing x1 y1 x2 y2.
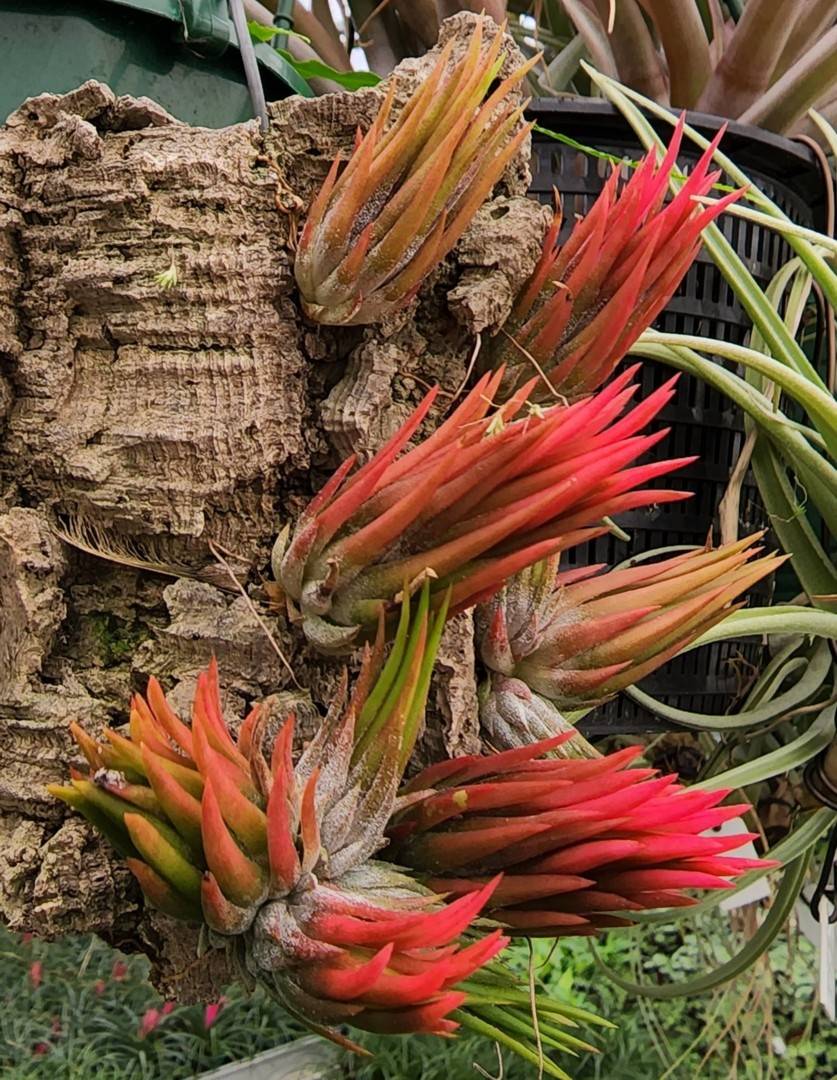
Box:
197 1035 341 1079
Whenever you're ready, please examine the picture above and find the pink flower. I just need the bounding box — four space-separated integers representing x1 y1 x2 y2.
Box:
28 961 43 989
203 999 227 1030
161 1001 176 1016
111 959 128 981
138 1008 161 1039
50 1016 62 1036
22 932 33 946
33 1042 50 1056
93 978 106 996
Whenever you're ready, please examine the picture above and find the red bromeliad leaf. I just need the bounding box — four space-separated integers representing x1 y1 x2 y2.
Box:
278 366 693 653
475 534 784 737
487 117 745 399
390 735 775 935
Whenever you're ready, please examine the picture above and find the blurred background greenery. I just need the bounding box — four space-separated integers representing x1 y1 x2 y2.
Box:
3 909 833 1080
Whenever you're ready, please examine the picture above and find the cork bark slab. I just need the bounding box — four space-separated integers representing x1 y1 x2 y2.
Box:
0 14 548 994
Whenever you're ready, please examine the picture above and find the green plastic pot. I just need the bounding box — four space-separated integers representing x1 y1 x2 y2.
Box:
1 0 311 127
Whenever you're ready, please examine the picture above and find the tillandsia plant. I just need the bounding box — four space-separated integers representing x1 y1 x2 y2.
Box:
390 732 778 936
487 119 743 400
293 18 538 325
49 588 607 1071
475 534 784 747
274 365 693 653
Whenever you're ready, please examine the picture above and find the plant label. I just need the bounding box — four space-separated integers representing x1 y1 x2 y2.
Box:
797 886 836 1022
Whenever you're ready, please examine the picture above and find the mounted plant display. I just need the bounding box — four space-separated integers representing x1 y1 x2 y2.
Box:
2 10 837 1080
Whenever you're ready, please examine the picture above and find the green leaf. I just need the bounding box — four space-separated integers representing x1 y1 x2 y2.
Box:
640 330 837 461
538 34 587 93
629 339 837 583
248 20 280 43
277 51 382 90
456 1009 574 1080
750 439 837 610
693 703 837 792
625 638 833 730
690 605 837 646
809 106 837 161
698 198 837 259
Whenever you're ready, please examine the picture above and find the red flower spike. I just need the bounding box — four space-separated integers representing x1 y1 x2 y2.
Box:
295 19 538 325
236 705 261 760
300 769 323 876
203 743 268 858
146 675 194 757
487 117 745 400
97 774 162 815
302 944 395 1002
102 729 146 776
391 738 774 936
266 721 301 896
201 871 257 935
352 992 468 1035
123 814 203 902
131 694 192 766
278 368 691 653
69 722 104 770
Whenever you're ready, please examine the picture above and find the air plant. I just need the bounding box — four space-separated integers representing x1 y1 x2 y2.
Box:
275 364 693 653
487 120 743 399
294 18 538 325
48 589 605 1069
390 732 777 935
475 535 783 746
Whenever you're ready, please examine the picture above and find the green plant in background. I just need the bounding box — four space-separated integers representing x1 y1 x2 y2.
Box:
243 3 837 140
532 65 837 1003
4 919 833 1079
508 1 837 137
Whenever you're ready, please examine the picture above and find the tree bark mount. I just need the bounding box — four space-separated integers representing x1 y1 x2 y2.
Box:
0 14 548 996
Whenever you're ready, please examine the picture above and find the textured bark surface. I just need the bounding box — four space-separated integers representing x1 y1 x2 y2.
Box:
0 14 549 996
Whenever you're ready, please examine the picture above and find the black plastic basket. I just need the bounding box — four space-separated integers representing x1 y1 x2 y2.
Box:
526 101 826 735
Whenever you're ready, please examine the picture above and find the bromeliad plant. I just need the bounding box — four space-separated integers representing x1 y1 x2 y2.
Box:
50 589 605 1067
294 19 537 324
275 366 692 653
51 591 504 1040
487 121 743 399
476 535 783 747
45 17 836 1070
50 594 777 1070
390 733 775 936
